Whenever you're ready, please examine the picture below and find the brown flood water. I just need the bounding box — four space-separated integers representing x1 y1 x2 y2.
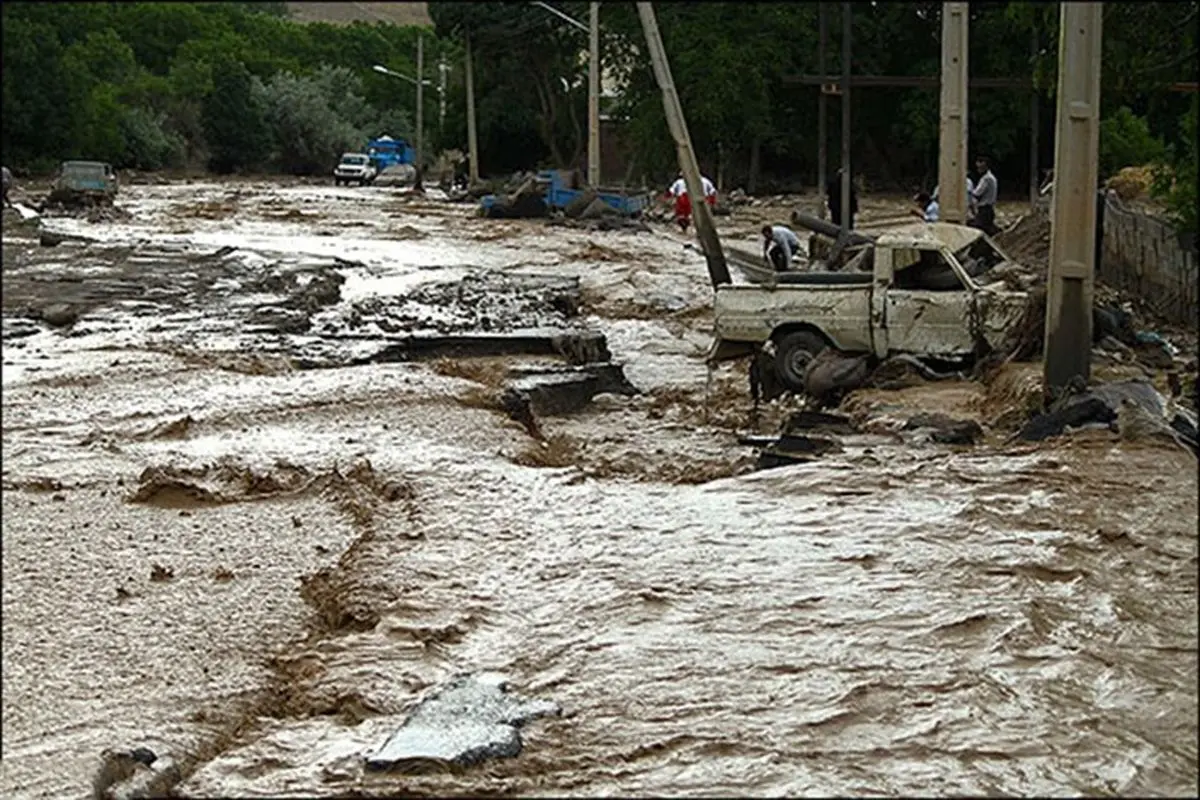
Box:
1 182 1195 798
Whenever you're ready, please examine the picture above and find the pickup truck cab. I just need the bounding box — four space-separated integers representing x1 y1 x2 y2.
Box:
53 160 118 199
709 222 1030 392
333 153 378 186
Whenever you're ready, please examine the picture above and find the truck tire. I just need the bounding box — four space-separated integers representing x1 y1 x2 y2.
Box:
774 330 829 393
334 178 343 187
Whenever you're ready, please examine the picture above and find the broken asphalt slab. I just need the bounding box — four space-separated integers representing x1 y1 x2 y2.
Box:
365 673 561 773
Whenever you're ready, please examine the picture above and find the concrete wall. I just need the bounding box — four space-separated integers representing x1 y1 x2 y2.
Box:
1101 194 1198 327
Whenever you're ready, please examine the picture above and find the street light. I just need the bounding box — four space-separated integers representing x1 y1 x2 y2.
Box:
372 64 433 88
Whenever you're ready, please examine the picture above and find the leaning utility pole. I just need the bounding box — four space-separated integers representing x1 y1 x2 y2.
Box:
1044 2 1103 392
465 32 479 183
817 2 828 219
636 2 729 287
588 2 601 187
938 2 969 224
838 1 852 236
415 34 425 189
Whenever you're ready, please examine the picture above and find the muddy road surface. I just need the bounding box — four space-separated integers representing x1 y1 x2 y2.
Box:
2 181 1196 798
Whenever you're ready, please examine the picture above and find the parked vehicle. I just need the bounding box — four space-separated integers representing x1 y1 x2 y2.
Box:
366 135 415 172
479 170 651 217
333 153 378 186
52 160 118 201
708 222 1030 392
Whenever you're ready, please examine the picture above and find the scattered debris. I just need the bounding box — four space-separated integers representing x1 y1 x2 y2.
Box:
903 412 985 445
365 672 561 773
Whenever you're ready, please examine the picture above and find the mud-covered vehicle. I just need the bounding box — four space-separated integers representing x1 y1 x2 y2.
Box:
47 160 118 206
709 222 1030 392
333 153 378 186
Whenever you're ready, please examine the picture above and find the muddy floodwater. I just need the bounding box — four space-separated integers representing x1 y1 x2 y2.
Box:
2 181 1196 798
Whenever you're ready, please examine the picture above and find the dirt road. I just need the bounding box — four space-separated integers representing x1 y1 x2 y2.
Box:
2 181 1195 798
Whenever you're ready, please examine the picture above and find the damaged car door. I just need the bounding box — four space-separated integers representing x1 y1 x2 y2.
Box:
882 245 976 357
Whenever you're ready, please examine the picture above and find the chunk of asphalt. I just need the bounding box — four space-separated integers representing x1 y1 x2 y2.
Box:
365 673 561 773
502 363 639 417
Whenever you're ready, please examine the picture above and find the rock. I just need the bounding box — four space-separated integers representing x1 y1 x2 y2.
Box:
579 197 620 220
803 349 871 408
365 672 561 773
39 303 79 328
564 189 598 219
782 410 858 436
248 306 311 334
756 434 842 469
903 412 984 445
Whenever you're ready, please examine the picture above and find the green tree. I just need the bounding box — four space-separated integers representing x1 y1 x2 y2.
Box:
202 58 269 173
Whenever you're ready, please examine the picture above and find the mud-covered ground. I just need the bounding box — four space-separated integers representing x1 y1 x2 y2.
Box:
2 181 1196 798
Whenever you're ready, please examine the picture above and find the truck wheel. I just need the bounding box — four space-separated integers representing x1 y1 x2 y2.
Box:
334 178 342 186
774 330 828 393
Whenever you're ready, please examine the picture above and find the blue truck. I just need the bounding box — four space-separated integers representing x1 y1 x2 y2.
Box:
479 169 651 217
366 136 416 172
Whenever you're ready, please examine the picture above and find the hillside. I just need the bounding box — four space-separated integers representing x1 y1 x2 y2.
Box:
286 2 432 27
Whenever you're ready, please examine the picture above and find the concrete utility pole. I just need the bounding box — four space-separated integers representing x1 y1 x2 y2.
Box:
439 58 448 133
839 2 852 236
817 2 828 219
415 33 424 186
588 2 601 187
938 2 969 224
1028 28 1040 206
1044 2 1103 393
636 2 729 287
465 32 479 183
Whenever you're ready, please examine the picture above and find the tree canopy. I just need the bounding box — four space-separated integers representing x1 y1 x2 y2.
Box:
2 1 1195 230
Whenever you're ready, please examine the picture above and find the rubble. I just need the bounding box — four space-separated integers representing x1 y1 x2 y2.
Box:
365 673 561 773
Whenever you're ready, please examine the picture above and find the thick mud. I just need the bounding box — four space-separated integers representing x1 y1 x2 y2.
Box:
2 181 1195 799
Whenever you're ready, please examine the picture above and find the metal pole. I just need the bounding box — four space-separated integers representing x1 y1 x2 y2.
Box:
1044 2 1103 393
937 2 969 224
1029 27 1039 206
588 2 601 187
465 33 479 183
839 2 852 236
817 2 827 219
439 59 448 133
416 34 424 177
636 2 729 287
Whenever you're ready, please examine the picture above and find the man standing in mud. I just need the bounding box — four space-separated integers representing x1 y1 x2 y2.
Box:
666 171 692 232
2 166 11 207
970 156 999 235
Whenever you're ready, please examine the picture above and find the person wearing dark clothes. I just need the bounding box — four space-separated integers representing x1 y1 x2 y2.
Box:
826 168 858 230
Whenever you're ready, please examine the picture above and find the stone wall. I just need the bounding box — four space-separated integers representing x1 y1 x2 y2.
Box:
1101 194 1198 327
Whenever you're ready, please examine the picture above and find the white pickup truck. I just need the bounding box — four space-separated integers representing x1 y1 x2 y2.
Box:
709 223 1030 392
333 153 378 186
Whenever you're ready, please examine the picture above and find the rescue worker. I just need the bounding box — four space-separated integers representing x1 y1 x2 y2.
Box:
666 171 692 232
969 156 999 235
761 224 802 272
826 168 858 230
666 172 718 233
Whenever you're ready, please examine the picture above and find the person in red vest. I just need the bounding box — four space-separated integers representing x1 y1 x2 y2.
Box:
665 172 717 232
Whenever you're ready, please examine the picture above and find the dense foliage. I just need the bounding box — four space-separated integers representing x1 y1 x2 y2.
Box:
2 1 1195 230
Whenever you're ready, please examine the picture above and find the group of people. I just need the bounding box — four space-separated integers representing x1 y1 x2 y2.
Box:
664 171 718 233
911 156 999 235
666 156 1002 275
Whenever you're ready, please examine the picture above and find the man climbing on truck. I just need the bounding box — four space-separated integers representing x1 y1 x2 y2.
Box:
762 224 803 272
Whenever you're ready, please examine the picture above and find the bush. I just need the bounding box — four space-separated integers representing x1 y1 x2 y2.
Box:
123 107 186 170
1151 97 1198 235
1099 107 1166 179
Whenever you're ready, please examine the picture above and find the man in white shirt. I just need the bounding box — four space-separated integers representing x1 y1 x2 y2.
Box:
762 224 803 272
665 172 718 232
666 171 692 232
969 156 999 235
